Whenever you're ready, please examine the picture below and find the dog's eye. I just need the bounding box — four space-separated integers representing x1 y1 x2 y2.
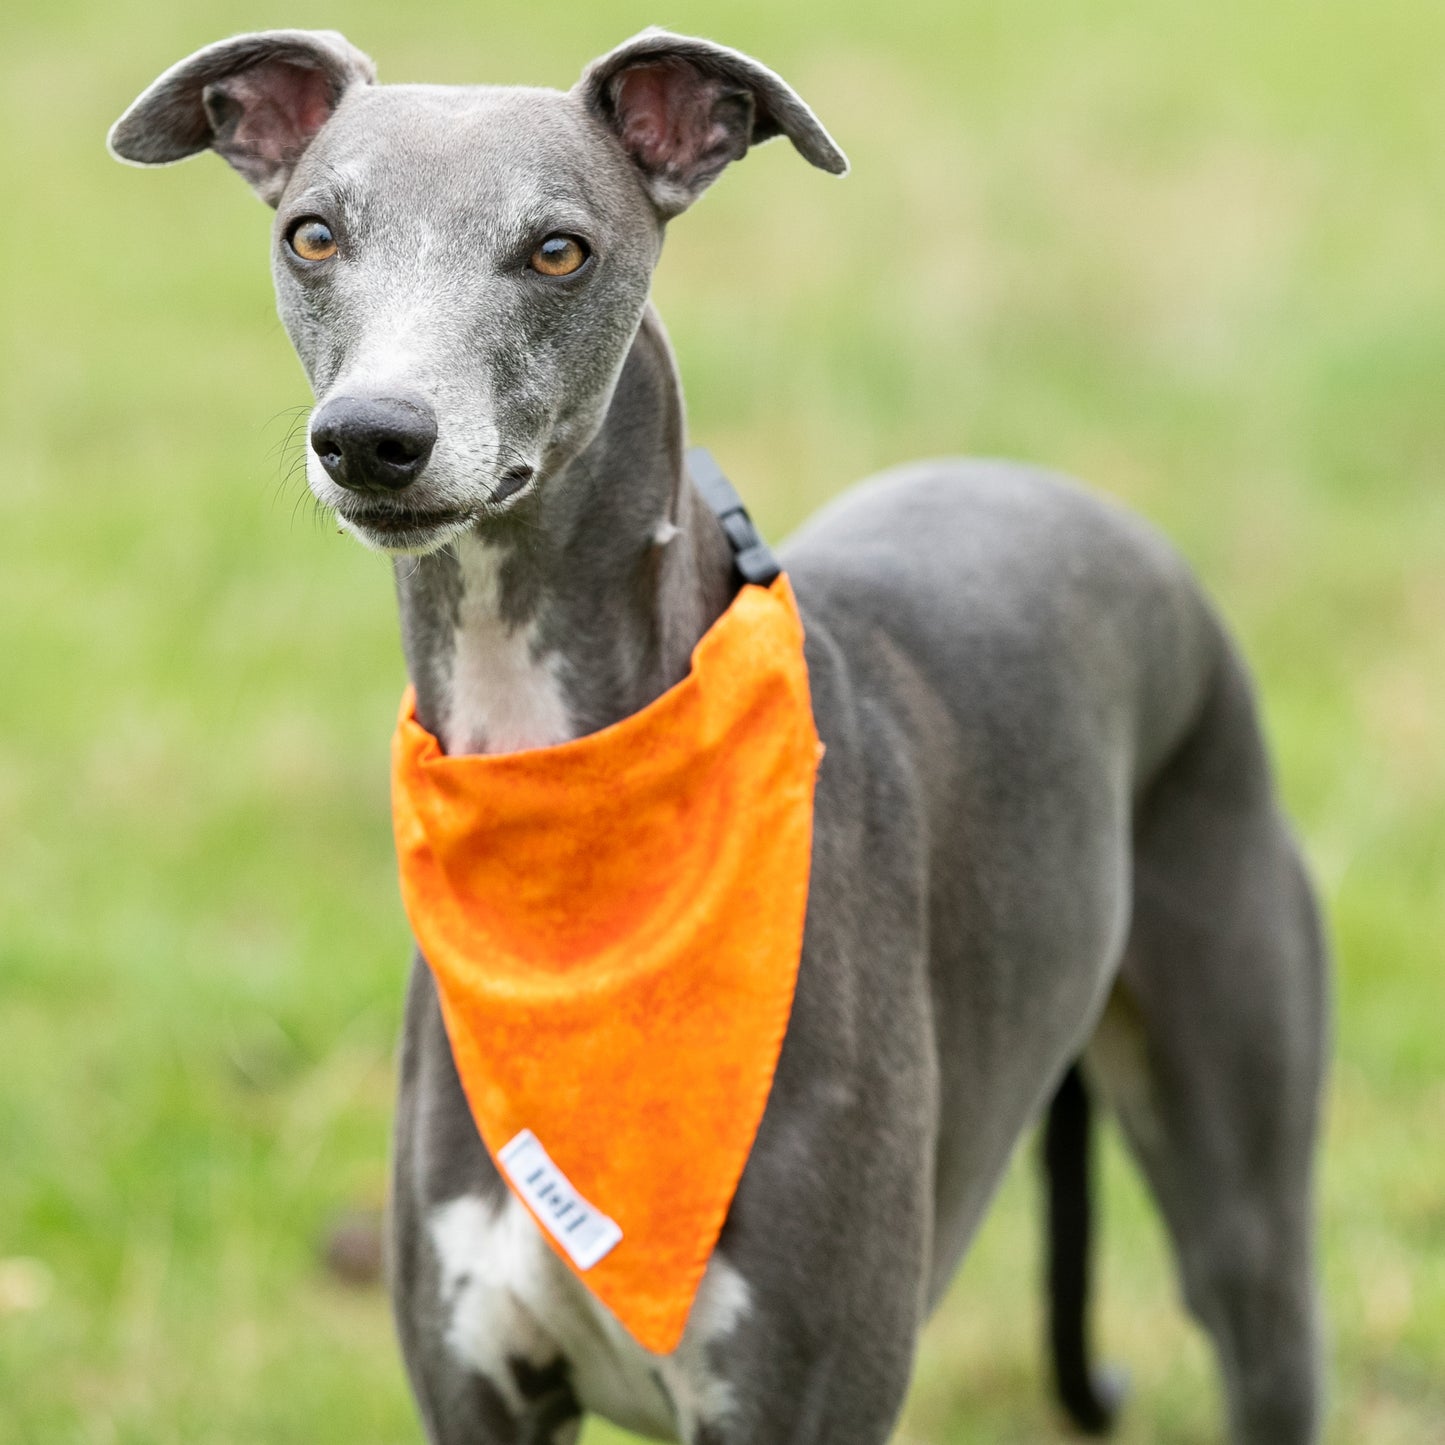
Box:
287 218 338 263
529 235 589 277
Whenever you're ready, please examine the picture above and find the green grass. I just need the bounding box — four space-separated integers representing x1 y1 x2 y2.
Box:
2 1 1443 1441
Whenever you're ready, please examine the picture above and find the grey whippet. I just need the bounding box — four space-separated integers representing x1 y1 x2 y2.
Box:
110 28 1328 1445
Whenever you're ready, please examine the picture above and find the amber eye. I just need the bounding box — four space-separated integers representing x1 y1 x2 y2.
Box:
287 217 337 262
529 235 589 277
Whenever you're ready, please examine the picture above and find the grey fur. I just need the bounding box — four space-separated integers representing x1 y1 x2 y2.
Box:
108 30 376 203
111 29 1328 1445
579 28 847 215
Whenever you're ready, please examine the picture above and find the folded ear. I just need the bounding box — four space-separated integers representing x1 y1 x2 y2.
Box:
108 30 376 205
577 29 847 219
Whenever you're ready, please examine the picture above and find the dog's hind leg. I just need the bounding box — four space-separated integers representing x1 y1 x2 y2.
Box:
1088 643 1328 1445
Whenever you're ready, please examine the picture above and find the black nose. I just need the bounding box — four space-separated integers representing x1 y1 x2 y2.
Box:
310 395 438 493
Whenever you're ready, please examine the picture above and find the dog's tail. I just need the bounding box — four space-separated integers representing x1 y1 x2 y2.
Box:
1044 1063 1125 1435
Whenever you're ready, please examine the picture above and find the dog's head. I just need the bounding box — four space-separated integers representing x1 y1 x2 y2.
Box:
109 30 846 554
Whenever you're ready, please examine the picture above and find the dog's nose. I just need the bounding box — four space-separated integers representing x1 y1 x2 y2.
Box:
310 395 438 493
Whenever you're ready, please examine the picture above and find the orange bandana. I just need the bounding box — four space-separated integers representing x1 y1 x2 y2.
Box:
391 575 822 1353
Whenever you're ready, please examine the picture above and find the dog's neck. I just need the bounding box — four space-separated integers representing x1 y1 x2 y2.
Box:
395 307 737 755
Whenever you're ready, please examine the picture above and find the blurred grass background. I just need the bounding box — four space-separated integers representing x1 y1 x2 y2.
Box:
2 0 1443 1441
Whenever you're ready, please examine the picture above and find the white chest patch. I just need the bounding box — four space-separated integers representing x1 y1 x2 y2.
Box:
429 1191 752 1441
429 1192 561 1413
443 535 572 756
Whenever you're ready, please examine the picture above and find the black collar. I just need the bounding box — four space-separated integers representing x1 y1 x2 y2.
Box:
687 447 781 589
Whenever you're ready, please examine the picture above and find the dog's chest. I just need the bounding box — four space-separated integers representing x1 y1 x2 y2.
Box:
429 1192 750 1441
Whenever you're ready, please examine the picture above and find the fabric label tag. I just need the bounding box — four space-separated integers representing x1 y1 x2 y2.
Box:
498 1129 623 1270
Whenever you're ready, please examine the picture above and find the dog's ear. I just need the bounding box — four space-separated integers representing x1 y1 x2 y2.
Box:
108 30 376 206
578 30 847 219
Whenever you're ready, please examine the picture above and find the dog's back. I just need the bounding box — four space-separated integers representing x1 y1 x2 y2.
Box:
774 458 1326 1443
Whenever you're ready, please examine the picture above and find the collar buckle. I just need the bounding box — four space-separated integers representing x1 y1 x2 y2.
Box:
687 447 781 588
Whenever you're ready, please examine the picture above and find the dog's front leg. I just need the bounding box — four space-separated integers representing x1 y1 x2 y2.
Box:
394 1211 584 1445
672 1213 928 1445
391 956 587 1445
405 1360 580 1445
669 1065 935 1444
